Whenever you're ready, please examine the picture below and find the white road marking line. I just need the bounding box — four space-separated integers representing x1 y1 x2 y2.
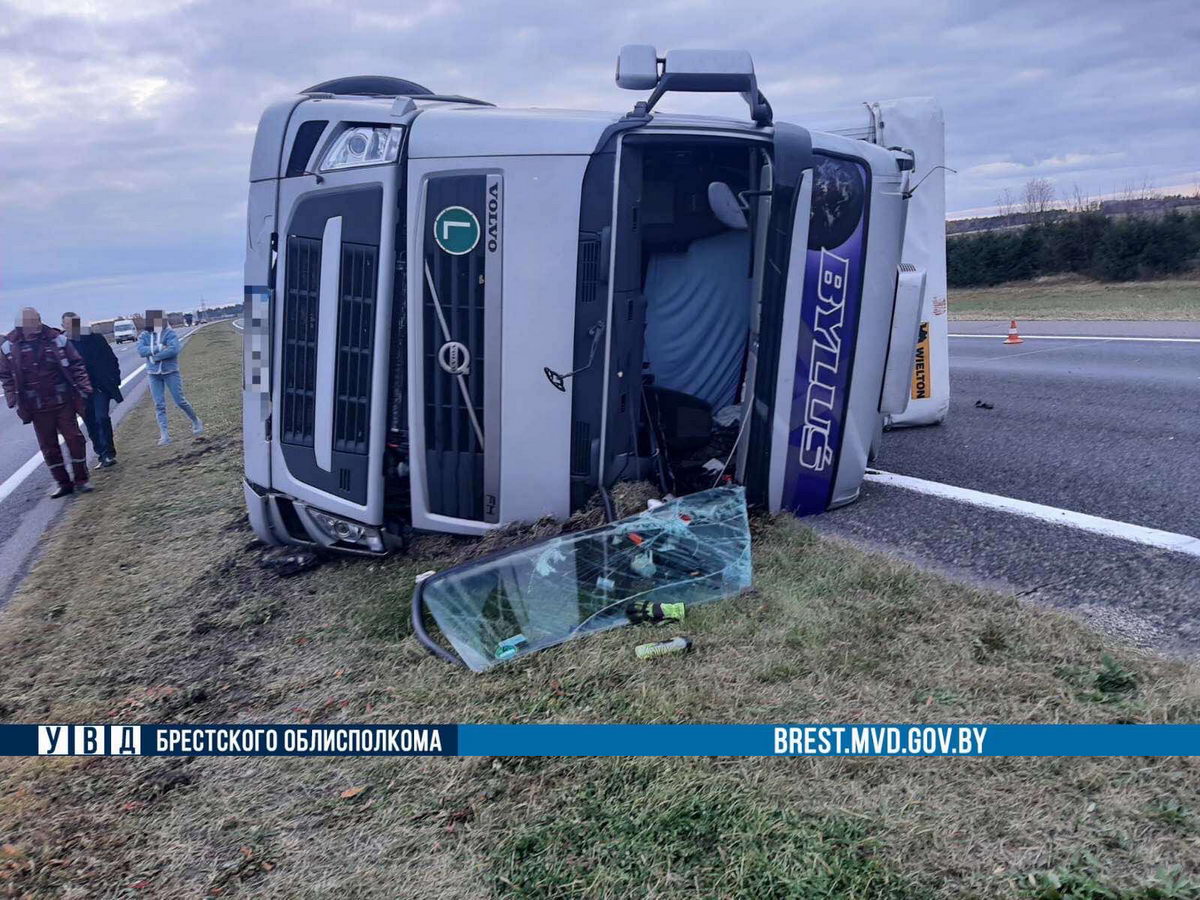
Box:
975 342 1106 362
0 324 208 506
0 455 46 507
864 469 1200 560
951 333 1200 344
120 362 146 389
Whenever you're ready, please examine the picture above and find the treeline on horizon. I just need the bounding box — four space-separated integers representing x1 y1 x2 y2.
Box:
947 210 1200 287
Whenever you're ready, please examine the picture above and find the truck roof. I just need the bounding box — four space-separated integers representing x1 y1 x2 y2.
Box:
251 91 775 180
407 104 772 159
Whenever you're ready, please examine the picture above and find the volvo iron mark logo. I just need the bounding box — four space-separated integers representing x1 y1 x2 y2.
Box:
438 340 471 376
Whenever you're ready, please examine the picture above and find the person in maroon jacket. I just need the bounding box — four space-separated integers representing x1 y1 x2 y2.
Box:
0 307 95 497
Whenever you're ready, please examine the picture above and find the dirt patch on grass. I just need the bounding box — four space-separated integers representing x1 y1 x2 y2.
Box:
2 324 1200 898
949 275 1200 320
147 437 231 469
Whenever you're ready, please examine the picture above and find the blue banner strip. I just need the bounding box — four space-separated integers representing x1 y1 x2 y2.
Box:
459 724 1200 756
3 724 1198 757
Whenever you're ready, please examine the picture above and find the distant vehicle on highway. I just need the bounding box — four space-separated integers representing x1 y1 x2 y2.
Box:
112 319 137 344
185 313 194 326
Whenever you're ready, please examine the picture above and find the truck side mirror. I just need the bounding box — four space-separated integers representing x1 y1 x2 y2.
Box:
660 49 756 93
616 44 660 89
616 45 772 126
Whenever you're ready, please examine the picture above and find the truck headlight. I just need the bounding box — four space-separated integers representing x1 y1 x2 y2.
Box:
319 125 404 171
310 510 363 541
306 508 385 553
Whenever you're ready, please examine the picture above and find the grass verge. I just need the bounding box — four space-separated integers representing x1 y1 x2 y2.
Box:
1 323 1199 898
949 276 1200 320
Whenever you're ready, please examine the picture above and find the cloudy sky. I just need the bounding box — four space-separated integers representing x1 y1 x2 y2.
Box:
1 0 1196 324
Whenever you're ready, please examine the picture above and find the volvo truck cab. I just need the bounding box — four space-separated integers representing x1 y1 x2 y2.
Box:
242 48 931 555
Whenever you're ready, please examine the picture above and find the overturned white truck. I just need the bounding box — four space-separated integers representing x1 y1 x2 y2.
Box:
242 46 941 555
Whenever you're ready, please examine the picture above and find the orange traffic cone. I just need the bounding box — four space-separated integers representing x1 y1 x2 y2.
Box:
1004 320 1023 344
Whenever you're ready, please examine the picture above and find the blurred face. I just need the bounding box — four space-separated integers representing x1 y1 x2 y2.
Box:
146 310 164 329
20 308 41 332
62 315 81 339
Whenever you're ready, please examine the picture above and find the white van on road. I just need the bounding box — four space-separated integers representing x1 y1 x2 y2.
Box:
112 319 138 344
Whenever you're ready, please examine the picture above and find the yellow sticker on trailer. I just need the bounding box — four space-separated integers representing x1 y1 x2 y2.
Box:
911 321 931 400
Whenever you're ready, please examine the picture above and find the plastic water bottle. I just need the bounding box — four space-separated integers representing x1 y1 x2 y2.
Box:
634 636 692 659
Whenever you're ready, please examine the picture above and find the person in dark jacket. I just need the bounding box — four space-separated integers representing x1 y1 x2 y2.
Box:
62 312 123 467
0 307 94 497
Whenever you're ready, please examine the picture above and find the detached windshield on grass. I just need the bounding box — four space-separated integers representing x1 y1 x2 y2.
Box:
421 486 752 671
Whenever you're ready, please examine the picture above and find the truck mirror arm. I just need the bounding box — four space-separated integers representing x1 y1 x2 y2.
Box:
626 73 773 126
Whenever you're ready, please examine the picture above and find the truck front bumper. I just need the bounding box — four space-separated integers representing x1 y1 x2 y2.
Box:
243 479 388 556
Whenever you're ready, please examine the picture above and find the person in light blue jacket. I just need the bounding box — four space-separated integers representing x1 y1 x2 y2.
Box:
138 310 203 445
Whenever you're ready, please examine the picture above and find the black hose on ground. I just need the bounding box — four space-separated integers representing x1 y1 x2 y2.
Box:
599 486 617 523
641 386 672 496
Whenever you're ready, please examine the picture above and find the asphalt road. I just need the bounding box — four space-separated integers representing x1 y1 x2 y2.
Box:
0 328 197 605
819 323 1200 654
883 332 1200 534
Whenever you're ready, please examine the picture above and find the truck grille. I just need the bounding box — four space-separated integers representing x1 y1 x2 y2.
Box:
423 174 487 521
278 184 382 507
576 235 600 303
332 242 377 455
571 420 592 477
568 232 605 508
281 235 320 446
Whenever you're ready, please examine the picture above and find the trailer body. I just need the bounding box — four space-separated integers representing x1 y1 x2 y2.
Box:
807 98 948 427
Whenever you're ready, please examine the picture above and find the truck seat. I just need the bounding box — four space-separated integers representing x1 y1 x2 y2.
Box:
642 227 752 412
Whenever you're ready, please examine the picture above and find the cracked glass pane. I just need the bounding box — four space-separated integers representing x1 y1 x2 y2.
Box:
418 486 752 671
